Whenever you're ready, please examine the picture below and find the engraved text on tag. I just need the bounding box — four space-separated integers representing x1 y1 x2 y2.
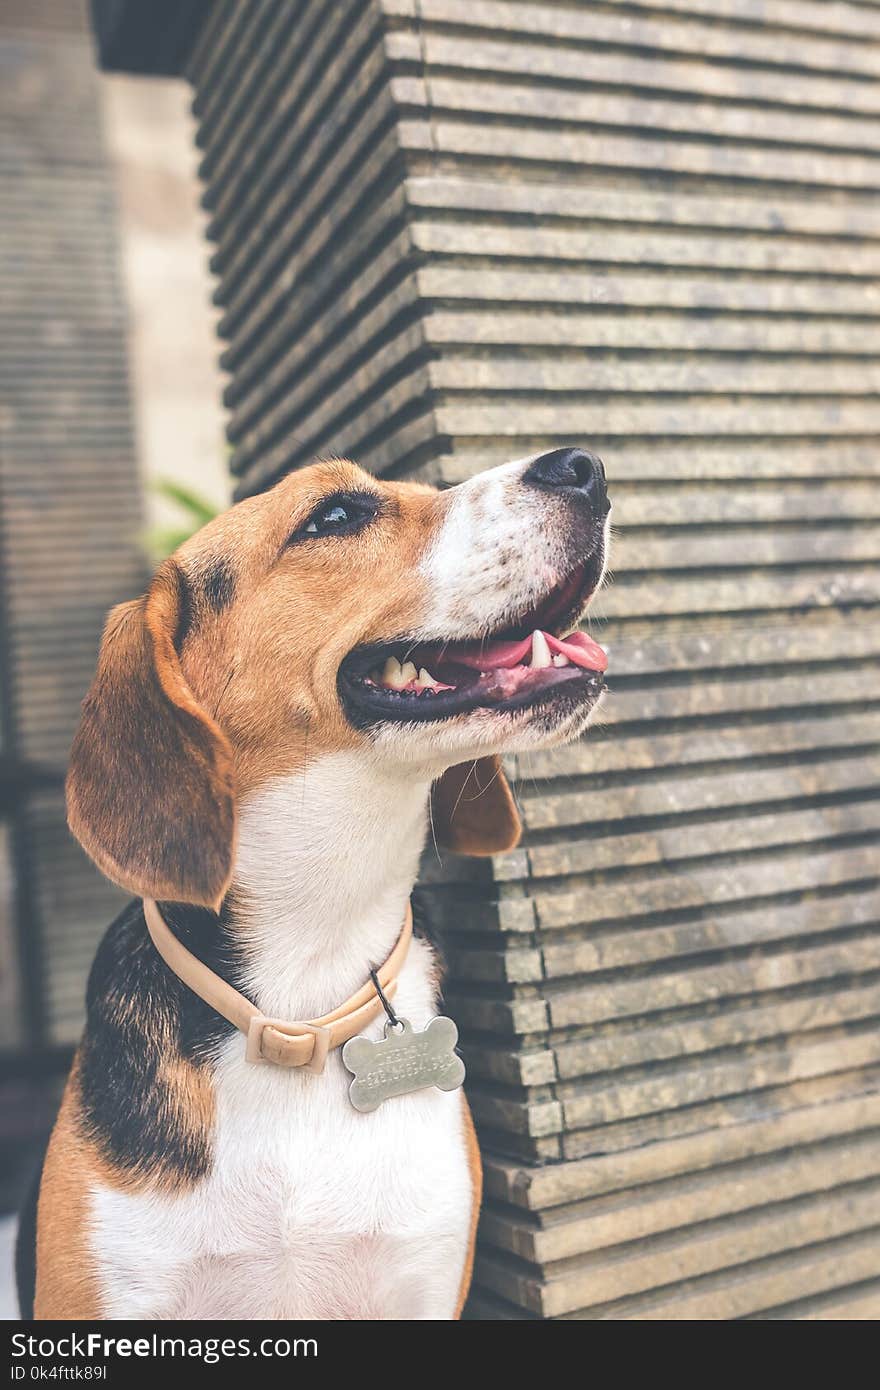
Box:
342 1016 465 1112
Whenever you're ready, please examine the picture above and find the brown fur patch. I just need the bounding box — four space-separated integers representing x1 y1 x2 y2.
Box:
66 563 236 908
35 1065 104 1319
152 1055 216 1176
432 756 522 856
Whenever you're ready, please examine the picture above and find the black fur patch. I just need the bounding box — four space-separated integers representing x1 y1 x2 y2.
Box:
171 563 194 653
201 558 236 615
171 561 235 654
77 899 242 1185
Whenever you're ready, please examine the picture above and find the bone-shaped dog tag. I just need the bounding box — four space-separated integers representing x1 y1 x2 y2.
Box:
342 1016 465 1112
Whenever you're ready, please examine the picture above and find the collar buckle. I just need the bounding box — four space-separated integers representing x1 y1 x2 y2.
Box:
246 1016 333 1073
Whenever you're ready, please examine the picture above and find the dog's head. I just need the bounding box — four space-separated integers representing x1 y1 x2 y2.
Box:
67 449 610 908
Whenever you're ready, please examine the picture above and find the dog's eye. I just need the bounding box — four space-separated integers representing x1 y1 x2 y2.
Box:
305 503 348 534
292 491 380 543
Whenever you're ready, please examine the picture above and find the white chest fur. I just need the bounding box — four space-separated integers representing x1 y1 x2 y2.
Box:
90 943 472 1320
88 757 474 1320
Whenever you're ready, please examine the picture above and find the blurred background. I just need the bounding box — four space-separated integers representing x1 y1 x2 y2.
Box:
1 0 878 1320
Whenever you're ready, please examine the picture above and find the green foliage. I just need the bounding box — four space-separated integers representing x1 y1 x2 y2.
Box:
143 478 220 562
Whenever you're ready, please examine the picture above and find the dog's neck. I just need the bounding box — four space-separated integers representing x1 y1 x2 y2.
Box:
227 752 434 1019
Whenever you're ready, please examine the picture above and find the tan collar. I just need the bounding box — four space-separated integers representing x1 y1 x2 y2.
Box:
143 897 413 1075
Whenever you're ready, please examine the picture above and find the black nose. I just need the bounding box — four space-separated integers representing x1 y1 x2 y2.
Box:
523 447 609 515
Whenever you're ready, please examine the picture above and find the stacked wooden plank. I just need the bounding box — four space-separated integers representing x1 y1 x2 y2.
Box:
187 0 880 1317
0 0 138 1050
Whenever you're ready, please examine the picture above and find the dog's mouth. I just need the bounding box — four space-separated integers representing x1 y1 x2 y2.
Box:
339 556 607 726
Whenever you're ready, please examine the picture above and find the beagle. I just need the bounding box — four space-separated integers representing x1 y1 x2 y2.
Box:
19 447 609 1321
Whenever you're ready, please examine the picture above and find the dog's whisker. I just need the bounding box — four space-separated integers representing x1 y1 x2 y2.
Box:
427 792 442 865
449 760 479 822
212 664 237 720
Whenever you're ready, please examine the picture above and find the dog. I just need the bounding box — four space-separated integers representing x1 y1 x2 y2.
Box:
18 446 609 1320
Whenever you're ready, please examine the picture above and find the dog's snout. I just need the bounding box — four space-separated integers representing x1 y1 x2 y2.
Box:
523 447 609 515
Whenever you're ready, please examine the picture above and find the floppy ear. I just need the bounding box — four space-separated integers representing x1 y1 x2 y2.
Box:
431 756 521 856
66 560 236 909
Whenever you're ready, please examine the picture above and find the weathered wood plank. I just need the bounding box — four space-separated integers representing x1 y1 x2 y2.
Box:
477 1181 880 1315
225 265 421 445
504 801 880 889
420 440 880 485
604 616 880 678
193 0 288 162
601 483 880 527
418 265 880 316
559 1031 880 1135
422 309 880 357
596 0 880 42
406 175 880 239
429 357 880 398
392 0 880 79
548 936 880 1031
209 3 390 277
232 360 437 487
539 886 880 984
481 1131 880 1264
510 710 880 782
429 117 880 189
452 885 880 993
432 399 880 442
411 76 880 158
559 1065 880 1160
522 752 880 832
412 27 880 116
751 1280 880 1319
221 203 412 403
572 1228 880 1319
217 120 415 367
529 843 880 928
483 1089 880 1210
188 0 257 110
230 318 427 474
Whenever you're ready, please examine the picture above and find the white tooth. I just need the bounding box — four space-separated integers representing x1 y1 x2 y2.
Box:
382 656 407 689
531 630 552 669
400 661 418 686
417 667 438 688
552 653 570 667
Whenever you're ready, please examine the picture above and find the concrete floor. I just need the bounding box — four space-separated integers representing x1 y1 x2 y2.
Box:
1 1217 18 1320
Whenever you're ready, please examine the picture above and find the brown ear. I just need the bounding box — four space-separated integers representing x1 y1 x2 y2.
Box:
66 561 236 909
431 756 521 856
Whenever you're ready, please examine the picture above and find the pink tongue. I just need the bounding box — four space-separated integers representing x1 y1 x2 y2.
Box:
446 630 607 674
555 631 609 672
